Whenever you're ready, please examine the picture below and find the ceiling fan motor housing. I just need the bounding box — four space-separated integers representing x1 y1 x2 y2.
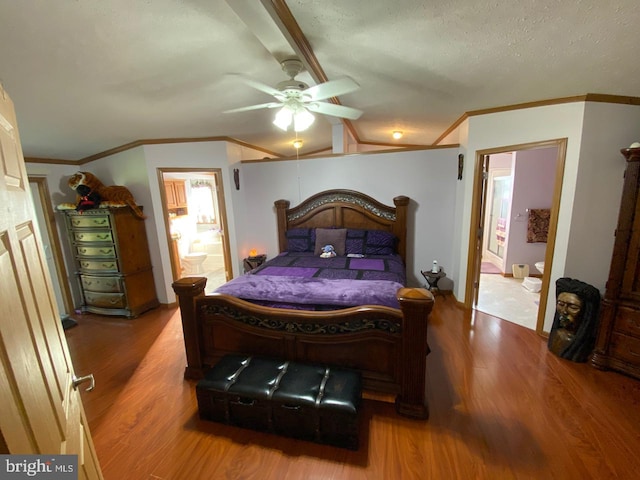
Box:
276 79 309 93
277 59 308 93
281 58 304 77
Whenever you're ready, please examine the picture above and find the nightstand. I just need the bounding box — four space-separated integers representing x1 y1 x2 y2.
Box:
421 268 446 292
243 254 266 273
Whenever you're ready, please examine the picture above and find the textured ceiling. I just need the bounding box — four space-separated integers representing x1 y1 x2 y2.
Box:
0 0 639 161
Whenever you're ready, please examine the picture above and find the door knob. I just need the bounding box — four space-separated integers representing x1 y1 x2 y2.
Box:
72 374 95 392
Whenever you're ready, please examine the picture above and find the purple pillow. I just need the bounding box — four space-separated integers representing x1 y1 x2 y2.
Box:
364 230 397 255
346 229 397 255
346 229 366 254
285 228 315 252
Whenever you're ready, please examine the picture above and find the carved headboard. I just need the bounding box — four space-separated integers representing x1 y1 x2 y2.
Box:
274 189 409 264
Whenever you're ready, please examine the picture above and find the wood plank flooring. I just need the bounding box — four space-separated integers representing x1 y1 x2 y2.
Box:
64 296 640 480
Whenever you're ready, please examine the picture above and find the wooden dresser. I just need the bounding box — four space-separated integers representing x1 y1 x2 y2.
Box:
64 207 159 318
591 147 640 379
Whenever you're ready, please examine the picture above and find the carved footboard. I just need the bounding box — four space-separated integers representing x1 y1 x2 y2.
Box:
173 277 434 419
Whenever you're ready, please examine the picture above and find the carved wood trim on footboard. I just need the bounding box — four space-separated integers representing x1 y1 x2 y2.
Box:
172 277 434 419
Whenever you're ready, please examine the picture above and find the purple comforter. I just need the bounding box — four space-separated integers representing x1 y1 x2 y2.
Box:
214 252 406 310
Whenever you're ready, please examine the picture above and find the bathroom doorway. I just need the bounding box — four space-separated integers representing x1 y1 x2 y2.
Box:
158 168 232 293
466 139 567 334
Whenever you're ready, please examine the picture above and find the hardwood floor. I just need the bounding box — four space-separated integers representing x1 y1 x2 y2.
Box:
64 296 640 480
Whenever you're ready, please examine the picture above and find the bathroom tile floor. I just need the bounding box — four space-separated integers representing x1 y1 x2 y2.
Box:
475 273 540 330
201 254 227 294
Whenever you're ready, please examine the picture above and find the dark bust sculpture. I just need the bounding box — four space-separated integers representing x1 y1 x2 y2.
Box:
548 277 601 362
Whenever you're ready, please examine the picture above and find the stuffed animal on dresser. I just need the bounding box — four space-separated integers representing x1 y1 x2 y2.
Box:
56 171 146 219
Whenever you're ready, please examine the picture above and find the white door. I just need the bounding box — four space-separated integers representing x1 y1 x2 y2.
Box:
0 86 103 478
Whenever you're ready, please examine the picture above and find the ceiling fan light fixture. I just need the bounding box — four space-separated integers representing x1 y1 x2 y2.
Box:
273 107 293 131
392 130 403 139
293 108 314 132
292 139 303 149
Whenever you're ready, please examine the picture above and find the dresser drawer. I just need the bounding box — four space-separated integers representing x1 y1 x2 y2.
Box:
80 275 122 293
609 332 640 364
69 215 111 229
79 259 119 272
84 291 126 309
76 245 117 258
615 307 640 338
73 231 114 243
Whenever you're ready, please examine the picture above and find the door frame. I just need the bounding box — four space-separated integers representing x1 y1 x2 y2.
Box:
465 138 568 335
157 168 233 283
28 175 74 316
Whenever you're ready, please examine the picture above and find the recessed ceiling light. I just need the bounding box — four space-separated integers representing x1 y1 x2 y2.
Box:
392 131 403 139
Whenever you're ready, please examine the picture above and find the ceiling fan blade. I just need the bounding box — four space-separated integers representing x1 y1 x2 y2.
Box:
306 101 363 120
226 73 283 98
303 76 360 101
223 102 282 113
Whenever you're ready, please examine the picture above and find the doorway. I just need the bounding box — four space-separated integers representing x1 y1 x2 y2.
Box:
466 139 567 334
28 176 75 326
158 168 232 293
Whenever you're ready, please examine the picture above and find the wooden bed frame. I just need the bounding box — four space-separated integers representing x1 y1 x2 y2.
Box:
172 189 434 419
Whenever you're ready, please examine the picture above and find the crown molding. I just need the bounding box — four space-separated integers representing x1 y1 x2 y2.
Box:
24 136 283 165
433 94 640 145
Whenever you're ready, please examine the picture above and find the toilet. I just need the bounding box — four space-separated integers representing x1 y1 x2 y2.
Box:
522 261 545 293
182 252 207 274
522 276 542 292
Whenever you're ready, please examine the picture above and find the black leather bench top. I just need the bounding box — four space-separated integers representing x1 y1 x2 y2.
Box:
197 355 361 414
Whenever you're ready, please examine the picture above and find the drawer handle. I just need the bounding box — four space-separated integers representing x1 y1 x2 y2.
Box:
108 298 121 305
92 219 107 225
85 280 118 288
97 234 110 240
100 249 113 254
232 398 255 406
281 404 301 410
81 262 116 269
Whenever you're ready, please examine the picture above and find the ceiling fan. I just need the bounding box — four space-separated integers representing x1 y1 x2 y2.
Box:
223 59 363 132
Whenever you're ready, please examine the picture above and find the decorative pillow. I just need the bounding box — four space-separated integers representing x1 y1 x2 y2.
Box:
314 228 347 256
285 228 315 252
363 230 397 255
346 229 367 254
345 229 397 255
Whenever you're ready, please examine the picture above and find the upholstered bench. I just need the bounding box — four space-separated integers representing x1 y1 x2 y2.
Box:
196 354 362 450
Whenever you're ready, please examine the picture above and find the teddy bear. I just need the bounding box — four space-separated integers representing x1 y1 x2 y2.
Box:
320 244 336 258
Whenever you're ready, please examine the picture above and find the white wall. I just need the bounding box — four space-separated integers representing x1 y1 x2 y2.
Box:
143 141 240 303
454 101 640 331
239 148 459 287
25 162 84 304
505 147 557 271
